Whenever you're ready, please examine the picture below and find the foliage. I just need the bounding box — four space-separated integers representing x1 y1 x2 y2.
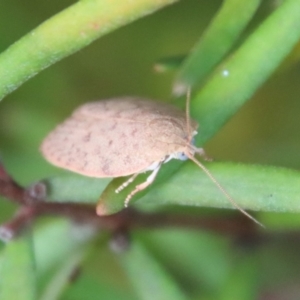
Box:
1 0 300 299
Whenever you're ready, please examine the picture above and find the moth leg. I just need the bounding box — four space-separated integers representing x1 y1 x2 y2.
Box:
195 147 212 161
115 173 139 194
124 163 162 207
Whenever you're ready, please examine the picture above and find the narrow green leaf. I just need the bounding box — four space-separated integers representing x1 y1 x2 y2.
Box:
174 0 261 95
0 0 178 101
192 0 300 145
44 174 110 203
118 239 187 300
39 251 85 300
62 245 136 300
139 162 300 213
0 234 36 300
85 160 184 215
34 220 95 276
97 161 300 214
141 229 232 292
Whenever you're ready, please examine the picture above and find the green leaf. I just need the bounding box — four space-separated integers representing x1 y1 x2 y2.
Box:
34 219 95 276
139 162 300 213
191 0 300 145
0 0 178 101
140 229 232 293
94 161 300 214
33 220 96 298
174 0 261 94
96 159 186 215
44 161 300 215
118 239 187 300
44 174 110 203
0 234 36 300
62 245 136 300
39 251 85 300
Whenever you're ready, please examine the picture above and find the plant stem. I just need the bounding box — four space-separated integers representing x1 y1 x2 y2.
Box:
0 0 177 101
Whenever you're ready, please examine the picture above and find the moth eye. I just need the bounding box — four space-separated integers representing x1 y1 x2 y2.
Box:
177 152 188 161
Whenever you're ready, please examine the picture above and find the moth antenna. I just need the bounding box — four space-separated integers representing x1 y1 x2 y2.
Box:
185 86 192 142
187 153 264 227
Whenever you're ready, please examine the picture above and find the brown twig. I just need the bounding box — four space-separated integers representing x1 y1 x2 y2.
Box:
0 162 258 242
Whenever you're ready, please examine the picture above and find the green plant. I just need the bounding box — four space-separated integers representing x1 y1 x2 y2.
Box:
1 0 300 299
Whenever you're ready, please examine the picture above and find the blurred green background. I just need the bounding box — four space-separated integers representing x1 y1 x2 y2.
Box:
1 0 300 299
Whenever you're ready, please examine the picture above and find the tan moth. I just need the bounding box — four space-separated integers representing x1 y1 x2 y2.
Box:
40 93 260 225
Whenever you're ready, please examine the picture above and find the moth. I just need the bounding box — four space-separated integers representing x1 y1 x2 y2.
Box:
41 93 259 225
